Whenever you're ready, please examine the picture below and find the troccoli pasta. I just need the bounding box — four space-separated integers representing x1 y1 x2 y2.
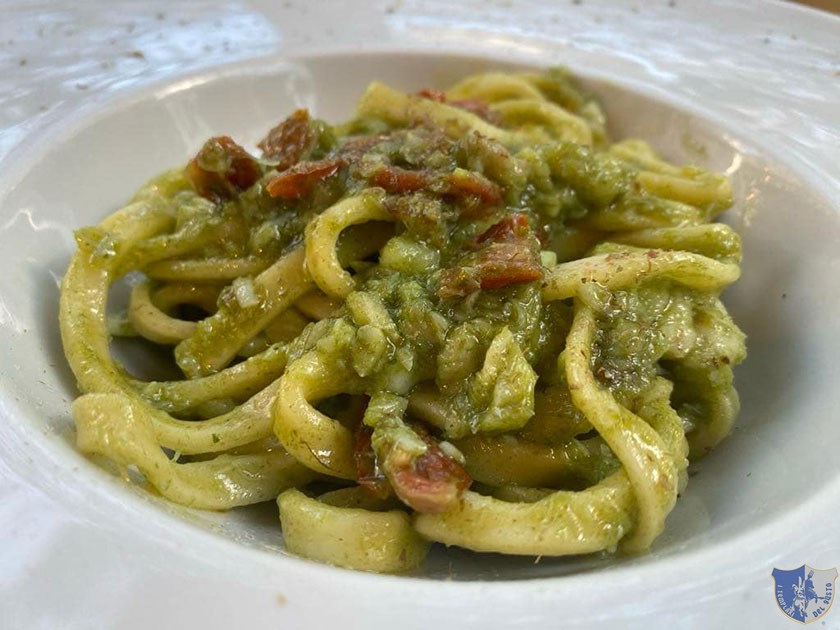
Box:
60 68 745 572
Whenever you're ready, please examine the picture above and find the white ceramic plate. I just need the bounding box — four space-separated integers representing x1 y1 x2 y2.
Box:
1 1 839 628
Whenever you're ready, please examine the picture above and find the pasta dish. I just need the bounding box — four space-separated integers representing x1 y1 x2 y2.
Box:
60 68 745 572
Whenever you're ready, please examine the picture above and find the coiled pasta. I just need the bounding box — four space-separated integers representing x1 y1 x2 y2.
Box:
60 68 745 573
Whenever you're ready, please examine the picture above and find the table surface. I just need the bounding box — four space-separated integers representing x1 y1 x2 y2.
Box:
791 0 840 13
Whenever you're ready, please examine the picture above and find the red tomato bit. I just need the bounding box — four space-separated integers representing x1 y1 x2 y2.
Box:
415 88 446 102
444 170 503 207
265 158 343 200
257 108 314 171
366 164 430 194
184 136 262 201
386 428 472 514
438 213 544 298
476 212 530 243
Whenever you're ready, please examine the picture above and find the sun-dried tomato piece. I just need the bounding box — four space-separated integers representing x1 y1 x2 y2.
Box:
257 108 314 170
265 158 343 199
386 428 471 514
474 241 545 290
437 267 480 300
444 170 503 207
416 88 447 102
476 212 530 243
439 213 543 298
366 164 430 194
185 136 262 201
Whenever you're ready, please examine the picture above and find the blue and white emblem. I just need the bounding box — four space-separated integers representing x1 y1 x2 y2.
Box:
772 565 837 624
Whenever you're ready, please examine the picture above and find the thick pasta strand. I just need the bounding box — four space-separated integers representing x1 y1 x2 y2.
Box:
304 191 394 298
356 81 524 145
277 489 429 573
151 282 221 314
145 256 271 282
565 304 678 552
75 393 314 510
490 99 593 145
414 474 635 556
542 247 740 301
609 224 741 262
445 72 548 103
61 198 291 453
134 343 288 414
273 351 363 479
174 246 311 378
128 280 198 344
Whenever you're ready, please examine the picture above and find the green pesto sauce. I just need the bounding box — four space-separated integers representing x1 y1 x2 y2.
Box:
168 87 742 440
